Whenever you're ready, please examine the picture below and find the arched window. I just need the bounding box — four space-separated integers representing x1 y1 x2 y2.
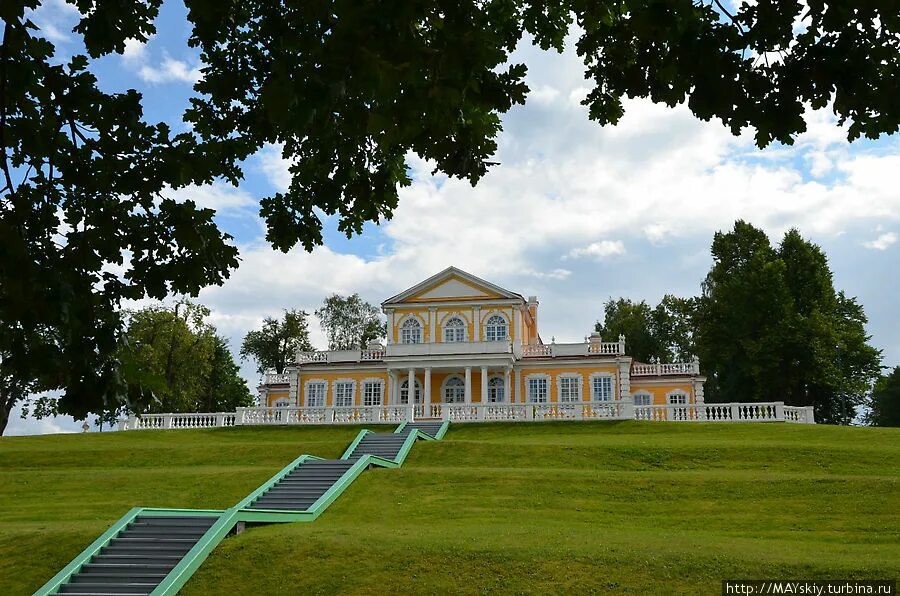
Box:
443 377 465 403
633 392 653 406
400 379 422 404
400 318 422 344
487 377 505 403
443 317 466 343
485 315 507 342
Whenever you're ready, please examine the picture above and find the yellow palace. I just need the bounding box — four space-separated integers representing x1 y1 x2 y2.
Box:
258 267 710 420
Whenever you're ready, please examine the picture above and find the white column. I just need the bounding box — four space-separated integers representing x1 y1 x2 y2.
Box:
504 368 511 403
388 370 398 405
473 306 481 341
424 367 432 410
514 368 522 403
408 368 415 405
464 366 472 404
480 366 488 403
429 307 437 343
514 308 523 344
385 309 394 345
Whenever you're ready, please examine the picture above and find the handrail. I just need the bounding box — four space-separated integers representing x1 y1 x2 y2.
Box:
33 507 145 596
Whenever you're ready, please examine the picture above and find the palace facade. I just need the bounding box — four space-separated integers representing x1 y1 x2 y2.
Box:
257 267 707 416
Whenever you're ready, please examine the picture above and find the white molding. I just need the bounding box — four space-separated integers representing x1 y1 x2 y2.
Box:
556 372 584 402
381 266 525 306
441 374 466 403
439 313 469 342
589 372 615 401
303 378 327 407
360 377 385 406
524 372 550 403
398 314 425 344
331 378 357 407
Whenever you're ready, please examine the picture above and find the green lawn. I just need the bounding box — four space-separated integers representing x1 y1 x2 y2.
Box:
2 422 898 595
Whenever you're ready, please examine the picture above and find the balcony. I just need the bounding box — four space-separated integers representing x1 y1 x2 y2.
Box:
384 340 516 358
297 347 386 364
631 357 701 376
521 340 625 358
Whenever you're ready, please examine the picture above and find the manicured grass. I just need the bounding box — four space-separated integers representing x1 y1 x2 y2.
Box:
3 422 898 594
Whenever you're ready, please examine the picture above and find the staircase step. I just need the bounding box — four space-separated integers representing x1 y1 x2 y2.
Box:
58 582 157 594
69 572 168 583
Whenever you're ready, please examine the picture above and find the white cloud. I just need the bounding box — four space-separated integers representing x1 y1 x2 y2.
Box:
566 241 626 261
139 57 202 84
165 183 257 213
864 232 898 251
257 145 295 193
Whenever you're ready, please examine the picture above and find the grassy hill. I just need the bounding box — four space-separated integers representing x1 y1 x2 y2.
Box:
2 422 898 594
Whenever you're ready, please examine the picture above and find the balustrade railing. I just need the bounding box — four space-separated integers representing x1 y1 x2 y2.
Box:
631 360 701 376
263 372 291 385
521 341 625 358
119 400 814 430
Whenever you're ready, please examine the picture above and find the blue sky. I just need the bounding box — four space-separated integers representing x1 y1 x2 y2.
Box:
9 1 900 434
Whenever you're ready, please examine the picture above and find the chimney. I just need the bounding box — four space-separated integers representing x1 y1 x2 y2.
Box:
588 332 602 348
527 296 539 342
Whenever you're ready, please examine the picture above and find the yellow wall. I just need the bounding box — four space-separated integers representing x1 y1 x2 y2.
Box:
519 366 618 402
629 381 695 405
391 306 517 343
298 371 393 406
265 391 289 407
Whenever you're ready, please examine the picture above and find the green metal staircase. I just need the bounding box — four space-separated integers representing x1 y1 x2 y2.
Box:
35 421 449 596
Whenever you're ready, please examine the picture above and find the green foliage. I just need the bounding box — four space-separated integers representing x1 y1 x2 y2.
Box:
240 310 314 375
119 300 251 413
5 0 900 427
184 0 900 253
866 367 900 427
696 221 882 423
1 1 239 430
315 294 386 351
595 295 696 362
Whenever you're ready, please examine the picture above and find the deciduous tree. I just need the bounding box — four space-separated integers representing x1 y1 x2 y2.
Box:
866 367 900 427
315 294 385 351
4 0 900 423
240 310 314 375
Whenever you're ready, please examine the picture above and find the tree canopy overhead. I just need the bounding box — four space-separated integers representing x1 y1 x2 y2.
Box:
3 0 900 426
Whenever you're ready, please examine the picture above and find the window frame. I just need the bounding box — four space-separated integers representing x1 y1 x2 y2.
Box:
589 373 614 402
442 376 466 403
667 391 688 405
399 317 423 344
487 376 506 403
399 378 423 404
333 379 356 407
633 392 653 406
305 380 327 407
557 374 582 403
526 374 550 404
442 316 466 343
484 314 508 342
362 379 384 406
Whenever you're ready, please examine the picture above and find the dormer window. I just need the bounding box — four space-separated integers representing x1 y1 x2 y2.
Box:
400 318 422 344
485 314 507 342
443 317 466 343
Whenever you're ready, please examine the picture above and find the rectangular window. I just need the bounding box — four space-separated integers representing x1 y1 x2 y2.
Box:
634 393 652 406
668 393 687 405
559 377 581 402
306 382 326 407
335 382 354 407
591 376 613 402
363 381 383 406
527 378 548 403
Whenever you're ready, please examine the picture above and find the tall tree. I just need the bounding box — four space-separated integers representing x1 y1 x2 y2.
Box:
595 295 696 363
696 221 881 423
315 294 385 351
240 310 314 375
202 336 254 412
5 0 900 422
866 367 900 427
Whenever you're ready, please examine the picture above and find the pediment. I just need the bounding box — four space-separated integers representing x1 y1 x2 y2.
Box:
383 267 523 306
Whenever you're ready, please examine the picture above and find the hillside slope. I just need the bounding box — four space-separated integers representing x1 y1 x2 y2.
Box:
3 422 898 595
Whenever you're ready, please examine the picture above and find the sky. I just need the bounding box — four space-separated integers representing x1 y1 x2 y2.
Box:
8 1 899 434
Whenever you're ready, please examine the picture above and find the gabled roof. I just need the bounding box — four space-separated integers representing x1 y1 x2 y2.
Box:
382 266 525 306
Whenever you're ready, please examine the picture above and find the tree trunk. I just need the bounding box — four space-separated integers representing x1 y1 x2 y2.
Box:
0 389 15 436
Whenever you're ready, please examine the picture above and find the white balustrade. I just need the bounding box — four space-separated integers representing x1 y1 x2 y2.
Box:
632 360 701 376
522 345 551 357
263 372 291 385
119 400 814 430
